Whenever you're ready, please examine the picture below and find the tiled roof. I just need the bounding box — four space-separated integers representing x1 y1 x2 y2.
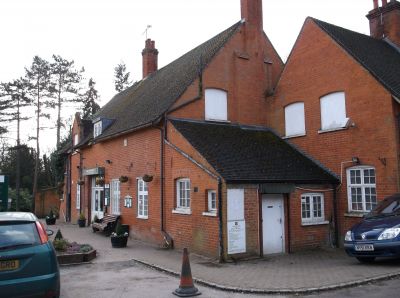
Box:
313 18 400 99
170 119 339 184
93 21 242 141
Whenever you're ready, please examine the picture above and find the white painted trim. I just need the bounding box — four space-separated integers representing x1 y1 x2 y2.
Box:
301 221 329 226
202 211 217 217
318 127 348 134
172 208 192 215
283 133 306 139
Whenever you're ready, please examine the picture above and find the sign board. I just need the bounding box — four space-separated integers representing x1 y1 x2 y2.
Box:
82 167 105 176
227 220 246 254
0 175 9 211
227 188 246 254
104 184 110 206
227 188 244 221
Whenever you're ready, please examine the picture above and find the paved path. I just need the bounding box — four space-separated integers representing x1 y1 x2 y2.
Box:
50 222 400 294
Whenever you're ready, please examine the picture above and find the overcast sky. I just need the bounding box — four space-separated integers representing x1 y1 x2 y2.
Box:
0 0 373 152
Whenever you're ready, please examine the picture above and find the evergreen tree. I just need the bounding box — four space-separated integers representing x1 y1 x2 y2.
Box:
49 55 84 149
25 56 53 211
81 78 100 118
0 78 32 210
114 62 132 92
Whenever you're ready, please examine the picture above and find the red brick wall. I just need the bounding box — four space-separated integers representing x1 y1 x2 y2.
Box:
170 22 283 126
35 187 60 218
266 19 400 239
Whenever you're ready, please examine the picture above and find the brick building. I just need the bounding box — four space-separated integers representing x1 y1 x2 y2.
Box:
266 0 400 240
59 0 340 260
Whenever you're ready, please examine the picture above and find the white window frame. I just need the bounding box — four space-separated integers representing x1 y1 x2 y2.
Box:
320 92 348 131
205 89 228 121
301 193 325 224
207 190 217 212
76 184 81 210
111 179 120 215
284 102 305 137
93 121 102 138
176 178 191 211
347 166 377 212
137 178 149 219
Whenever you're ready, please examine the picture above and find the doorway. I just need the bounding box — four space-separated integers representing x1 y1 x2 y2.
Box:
91 187 104 221
262 194 285 254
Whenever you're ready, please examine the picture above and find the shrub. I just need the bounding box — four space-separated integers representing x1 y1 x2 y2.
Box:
54 229 63 240
53 239 68 251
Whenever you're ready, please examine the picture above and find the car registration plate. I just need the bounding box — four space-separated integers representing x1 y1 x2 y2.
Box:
355 244 374 251
0 260 20 271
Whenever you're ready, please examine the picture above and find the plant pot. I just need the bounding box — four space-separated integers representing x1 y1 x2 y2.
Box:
119 176 129 183
142 174 153 182
78 219 86 227
111 235 128 248
46 217 56 225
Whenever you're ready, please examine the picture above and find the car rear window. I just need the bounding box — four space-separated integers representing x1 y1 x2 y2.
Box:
0 222 40 250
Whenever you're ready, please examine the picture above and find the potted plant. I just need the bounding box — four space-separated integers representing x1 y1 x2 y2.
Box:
45 208 57 225
110 221 128 248
119 175 129 183
142 174 153 182
78 213 86 227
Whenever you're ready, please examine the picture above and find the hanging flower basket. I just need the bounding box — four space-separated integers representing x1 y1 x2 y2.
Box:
142 174 153 182
77 180 85 185
57 181 65 189
119 175 129 183
95 176 105 186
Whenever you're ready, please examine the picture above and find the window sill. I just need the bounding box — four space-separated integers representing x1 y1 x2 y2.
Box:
283 133 306 139
202 211 217 217
318 127 348 134
172 208 192 215
301 220 329 226
205 119 230 123
344 212 366 218
137 216 148 220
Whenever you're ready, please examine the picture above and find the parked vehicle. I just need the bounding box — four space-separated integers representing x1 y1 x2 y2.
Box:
344 194 400 263
0 212 60 297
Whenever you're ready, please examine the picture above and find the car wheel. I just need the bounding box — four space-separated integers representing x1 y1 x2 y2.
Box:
356 257 376 263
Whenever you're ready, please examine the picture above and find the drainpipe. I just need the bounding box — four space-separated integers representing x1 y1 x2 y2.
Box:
218 178 224 263
333 184 339 248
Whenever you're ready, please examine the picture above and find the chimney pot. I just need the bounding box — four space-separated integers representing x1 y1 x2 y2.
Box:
373 0 378 8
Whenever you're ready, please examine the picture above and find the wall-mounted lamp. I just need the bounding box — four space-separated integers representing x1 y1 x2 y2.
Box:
105 160 112 164
352 157 360 164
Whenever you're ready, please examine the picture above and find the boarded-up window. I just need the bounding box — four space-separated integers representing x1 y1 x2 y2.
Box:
320 92 348 130
285 102 305 137
205 89 227 121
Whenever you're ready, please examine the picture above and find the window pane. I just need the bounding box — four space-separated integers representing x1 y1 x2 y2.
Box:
365 187 377 211
302 196 310 219
351 187 363 211
285 102 305 136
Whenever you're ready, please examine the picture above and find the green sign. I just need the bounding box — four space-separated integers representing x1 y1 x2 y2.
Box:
0 175 9 211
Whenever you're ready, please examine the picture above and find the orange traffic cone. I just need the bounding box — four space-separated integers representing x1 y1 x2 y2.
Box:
173 248 201 297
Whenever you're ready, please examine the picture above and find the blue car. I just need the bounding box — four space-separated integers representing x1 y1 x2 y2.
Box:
0 212 60 298
344 194 400 263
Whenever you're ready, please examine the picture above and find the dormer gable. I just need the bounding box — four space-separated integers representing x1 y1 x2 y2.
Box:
92 117 114 138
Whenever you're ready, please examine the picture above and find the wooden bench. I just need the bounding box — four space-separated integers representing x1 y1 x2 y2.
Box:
92 214 120 236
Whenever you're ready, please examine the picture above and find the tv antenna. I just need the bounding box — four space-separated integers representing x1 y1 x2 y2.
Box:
143 25 152 39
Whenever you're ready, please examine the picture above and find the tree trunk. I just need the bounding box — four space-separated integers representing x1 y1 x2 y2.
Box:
16 100 20 211
56 82 61 149
32 84 40 213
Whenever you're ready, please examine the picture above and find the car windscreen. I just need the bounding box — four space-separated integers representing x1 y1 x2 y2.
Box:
366 197 400 218
0 222 40 250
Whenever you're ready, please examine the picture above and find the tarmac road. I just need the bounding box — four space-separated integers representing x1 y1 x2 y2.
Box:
60 260 400 298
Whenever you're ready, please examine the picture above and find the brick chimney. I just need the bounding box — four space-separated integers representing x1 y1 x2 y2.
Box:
367 0 400 46
142 39 158 78
241 0 263 31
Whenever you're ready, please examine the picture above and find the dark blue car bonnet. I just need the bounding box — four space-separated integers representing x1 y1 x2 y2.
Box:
352 215 400 240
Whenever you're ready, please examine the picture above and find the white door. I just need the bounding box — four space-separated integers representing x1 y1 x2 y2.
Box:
92 187 104 221
262 194 285 254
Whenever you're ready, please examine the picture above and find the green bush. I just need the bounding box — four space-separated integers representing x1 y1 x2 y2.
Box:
54 229 63 240
53 238 68 251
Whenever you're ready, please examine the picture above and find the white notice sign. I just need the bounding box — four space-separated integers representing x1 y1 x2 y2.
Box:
227 220 246 254
0 176 4 183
